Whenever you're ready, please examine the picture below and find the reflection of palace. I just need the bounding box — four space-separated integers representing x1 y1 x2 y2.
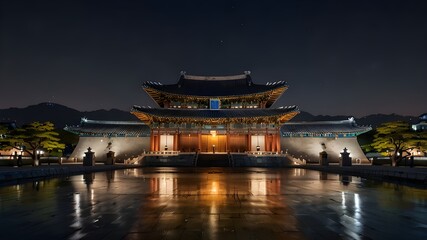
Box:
146 172 283 196
66 72 370 165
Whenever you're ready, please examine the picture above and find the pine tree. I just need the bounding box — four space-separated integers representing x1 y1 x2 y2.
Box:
371 121 427 166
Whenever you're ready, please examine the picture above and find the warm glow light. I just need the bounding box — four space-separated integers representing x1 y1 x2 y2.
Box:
211 181 218 194
210 130 217 137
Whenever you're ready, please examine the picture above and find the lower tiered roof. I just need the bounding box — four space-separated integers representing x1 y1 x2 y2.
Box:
131 105 299 125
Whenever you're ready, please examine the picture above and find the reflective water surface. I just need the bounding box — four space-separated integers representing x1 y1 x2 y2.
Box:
0 168 426 240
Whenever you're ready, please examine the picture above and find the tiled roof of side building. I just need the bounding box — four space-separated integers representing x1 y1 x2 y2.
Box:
143 72 288 97
64 118 150 136
281 118 372 135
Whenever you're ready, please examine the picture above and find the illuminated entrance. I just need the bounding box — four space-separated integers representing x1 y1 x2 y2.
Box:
201 134 226 153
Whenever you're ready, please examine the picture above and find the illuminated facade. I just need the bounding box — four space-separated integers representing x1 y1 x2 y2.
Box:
281 118 371 163
131 71 299 154
66 71 371 166
65 119 151 162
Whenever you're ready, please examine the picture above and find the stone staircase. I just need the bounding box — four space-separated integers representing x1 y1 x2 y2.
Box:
196 153 230 167
125 155 145 165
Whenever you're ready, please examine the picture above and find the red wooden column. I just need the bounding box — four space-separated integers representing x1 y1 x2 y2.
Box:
275 129 281 153
247 134 252 152
271 134 276 152
150 130 155 151
269 135 274 151
226 126 229 152
155 135 159 151
198 133 202 152
173 133 179 151
264 135 269 152
157 128 161 151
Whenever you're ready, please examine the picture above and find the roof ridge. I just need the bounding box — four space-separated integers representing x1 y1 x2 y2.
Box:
182 74 249 81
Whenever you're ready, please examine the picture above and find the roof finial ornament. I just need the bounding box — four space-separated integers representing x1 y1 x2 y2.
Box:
244 70 251 75
180 71 186 76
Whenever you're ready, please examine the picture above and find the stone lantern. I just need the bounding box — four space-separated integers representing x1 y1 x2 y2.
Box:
339 148 352 166
319 151 328 166
83 147 95 166
106 150 115 165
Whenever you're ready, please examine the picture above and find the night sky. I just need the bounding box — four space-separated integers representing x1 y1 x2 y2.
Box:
1 0 426 117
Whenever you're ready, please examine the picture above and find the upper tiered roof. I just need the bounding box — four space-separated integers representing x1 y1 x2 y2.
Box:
143 71 288 108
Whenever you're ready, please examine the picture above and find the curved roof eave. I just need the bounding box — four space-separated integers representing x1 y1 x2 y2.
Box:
131 106 299 124
143 83 287 97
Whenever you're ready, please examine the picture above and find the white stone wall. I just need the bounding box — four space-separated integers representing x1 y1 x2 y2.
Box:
69 137 150 162
281 137 369 164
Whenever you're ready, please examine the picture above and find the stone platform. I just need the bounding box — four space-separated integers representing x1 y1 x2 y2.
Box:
0 164 139 184
293 165 427 183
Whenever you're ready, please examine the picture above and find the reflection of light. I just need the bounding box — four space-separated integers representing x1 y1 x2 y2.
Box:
293 168 305 176
211 181 218 194
354 193 360 210
341 192 346 208
15 185 21 200
249 173 267 196
91 189 95 202
250 179 266 196
207 213 218 238
340 192 363 236
159 177 174 195
354 193 361 223
72 193 82 228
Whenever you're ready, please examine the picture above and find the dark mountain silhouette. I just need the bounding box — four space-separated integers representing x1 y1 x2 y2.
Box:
291 111 351 122
0 103 420 129
0 103 138 128
356 113 417 128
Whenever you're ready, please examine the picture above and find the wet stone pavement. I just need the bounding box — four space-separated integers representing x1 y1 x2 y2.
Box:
0 168 426 240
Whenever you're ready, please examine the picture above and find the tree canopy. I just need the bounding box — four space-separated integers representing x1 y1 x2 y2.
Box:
0 125 9 150
2 122 65 165
371 121 427 166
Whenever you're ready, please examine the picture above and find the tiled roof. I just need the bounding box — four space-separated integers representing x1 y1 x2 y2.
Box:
281 118 371 136
131 105 299 124
64 119 150 137
143 72 287 97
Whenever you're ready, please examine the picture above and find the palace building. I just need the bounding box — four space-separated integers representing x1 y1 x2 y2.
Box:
65 71 371 166
131 71 298 154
